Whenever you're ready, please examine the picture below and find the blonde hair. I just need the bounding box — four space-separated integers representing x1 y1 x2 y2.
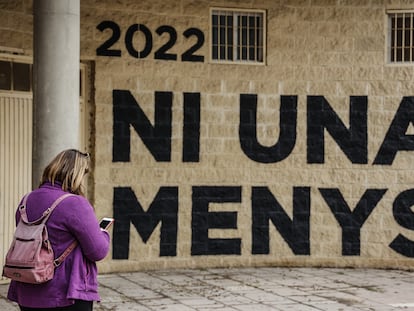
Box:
40 149 90 196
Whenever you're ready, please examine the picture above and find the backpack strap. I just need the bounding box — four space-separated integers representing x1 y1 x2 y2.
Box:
18 193 31 223
46 194 80 266
19 193 74 225
54 240 78 267
40 193 74 223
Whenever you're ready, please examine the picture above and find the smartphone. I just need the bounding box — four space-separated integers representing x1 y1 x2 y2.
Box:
99 217 114 230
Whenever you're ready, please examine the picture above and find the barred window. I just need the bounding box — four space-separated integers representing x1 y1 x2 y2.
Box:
211 8 266 64
388 11 414 63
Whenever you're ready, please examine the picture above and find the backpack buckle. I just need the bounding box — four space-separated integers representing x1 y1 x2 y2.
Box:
42 207 52 217
53 259 61 267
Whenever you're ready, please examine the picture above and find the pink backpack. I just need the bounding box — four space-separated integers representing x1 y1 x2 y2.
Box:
2 193 77 284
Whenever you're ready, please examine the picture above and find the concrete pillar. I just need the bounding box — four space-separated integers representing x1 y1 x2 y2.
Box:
32 0 80 186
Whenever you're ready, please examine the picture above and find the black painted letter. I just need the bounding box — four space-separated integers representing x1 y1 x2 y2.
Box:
252 187 310 255
389 189 414 257
307 96 368 164
183 93 200 162
113 187 178 259
319 188 386 255
192 186 242 255
113 90 172 162
239 94 297 163
374 97 414 165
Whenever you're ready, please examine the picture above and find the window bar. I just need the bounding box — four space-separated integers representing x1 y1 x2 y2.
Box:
246 15 249 60
212 13 215 59
257 15 262 62
212 13 217 60
218 13 221 60
246 13 249 61
248 14 256 61
221 13 225 60
223 13 226 60
410 13 412 61
251 14 255 61
237 14 241 60
252 14 256 61
241 15 245 60
233 14 237 61
225 12 229 60
225 12 228 60
401 13 408 62
219 12 222 60
226 12 230 60
251 14 254 61
242 15 247 60
256 14 260 61
394 14 397 62
409 13 411 61
389 15 394 62
409 13 414 62
255 13 259 61
254 14 258 61
402 13 405 61
244 13 247 61
247 13 251 61
227 14 233 60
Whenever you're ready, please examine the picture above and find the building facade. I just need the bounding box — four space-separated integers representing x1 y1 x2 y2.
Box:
2 0 414 274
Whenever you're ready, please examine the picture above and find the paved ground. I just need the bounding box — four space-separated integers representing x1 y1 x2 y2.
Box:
1 267 414 310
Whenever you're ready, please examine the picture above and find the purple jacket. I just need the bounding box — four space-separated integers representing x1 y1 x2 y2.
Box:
7 182 110 308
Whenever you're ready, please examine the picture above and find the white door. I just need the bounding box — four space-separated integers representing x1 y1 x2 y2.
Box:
0 93 33 282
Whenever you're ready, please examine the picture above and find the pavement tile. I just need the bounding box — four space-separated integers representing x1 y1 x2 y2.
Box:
196 308 238 311
179 298 225 308
140 298 177 307
238 291 286 303
1 267 414 310
95 301 152 310
270 304 321 311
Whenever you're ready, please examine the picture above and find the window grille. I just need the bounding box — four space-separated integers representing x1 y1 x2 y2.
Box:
388 11 414 63
211 8 265 64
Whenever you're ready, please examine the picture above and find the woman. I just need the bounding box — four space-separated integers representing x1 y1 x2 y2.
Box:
7 149 110 311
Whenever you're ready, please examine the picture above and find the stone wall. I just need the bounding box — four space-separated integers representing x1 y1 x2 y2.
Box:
3 0 414 272
0 0 32 53
83 0 414 272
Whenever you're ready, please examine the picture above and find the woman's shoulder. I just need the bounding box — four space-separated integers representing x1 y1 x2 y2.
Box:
21 187 88 221
59 192 92 209
50 194 95 225
31 185 92 212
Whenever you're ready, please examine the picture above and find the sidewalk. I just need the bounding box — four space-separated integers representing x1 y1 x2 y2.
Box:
1 267 414 310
